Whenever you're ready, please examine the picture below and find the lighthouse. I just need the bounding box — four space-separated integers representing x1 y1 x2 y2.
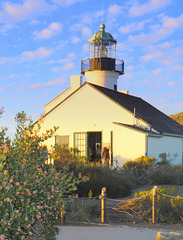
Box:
81 23 124 91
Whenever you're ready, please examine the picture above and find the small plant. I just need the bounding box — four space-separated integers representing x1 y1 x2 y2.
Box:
114 186 179 223
75 164 136 198
123 156 156 184
157 152 177 166
54 148 136 198
171 196 183 221
88 190 92 199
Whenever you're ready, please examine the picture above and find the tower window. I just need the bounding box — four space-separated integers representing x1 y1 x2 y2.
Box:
114 85 117 91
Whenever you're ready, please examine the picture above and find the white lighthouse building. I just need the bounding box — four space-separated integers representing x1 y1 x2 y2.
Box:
81 23 124 91
38 24 183 165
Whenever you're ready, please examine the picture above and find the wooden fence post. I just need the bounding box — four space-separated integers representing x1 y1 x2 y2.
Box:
61 208 65 224
100 187 106 223
152 186 157 224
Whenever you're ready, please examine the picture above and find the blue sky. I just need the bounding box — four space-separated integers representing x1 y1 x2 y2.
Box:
0 0 183 138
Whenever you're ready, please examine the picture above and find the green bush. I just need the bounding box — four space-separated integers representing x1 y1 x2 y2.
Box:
149 165 183 185
123 156 156 184
53 147 136 198
75 164 136 198
122 186 181 223
0 111 81 240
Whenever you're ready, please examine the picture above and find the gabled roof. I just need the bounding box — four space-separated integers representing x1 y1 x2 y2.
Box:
89 83 183 136
39 81 183 136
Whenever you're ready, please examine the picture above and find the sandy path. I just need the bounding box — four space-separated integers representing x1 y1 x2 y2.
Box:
56 225 158 240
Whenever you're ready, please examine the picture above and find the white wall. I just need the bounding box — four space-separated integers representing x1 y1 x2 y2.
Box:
39 84 149 163
85 71 119 90
147 135 183 165
113 123 146 166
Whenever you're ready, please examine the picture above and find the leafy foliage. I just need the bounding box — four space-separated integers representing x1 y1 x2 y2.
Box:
122 156 156 184
133 187 183 223
169 112 183 125
53 146 136 198
0 111 81 240
115 186 182 223
149 164 183 185
75 164 136 198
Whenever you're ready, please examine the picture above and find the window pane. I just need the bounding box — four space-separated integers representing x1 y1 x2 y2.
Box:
55 135 69 148
74 133 86 158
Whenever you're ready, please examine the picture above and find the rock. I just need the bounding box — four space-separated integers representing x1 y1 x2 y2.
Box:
156 232 183 240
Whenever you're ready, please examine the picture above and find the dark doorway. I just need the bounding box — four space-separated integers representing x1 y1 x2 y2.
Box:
88 132 102 162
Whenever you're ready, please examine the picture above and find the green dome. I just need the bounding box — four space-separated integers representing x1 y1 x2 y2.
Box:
89 24 116 44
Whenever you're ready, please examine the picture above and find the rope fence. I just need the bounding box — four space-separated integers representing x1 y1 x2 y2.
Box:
60 186 183 224
104 192 152 202
99 186 183 224
157 192 183 199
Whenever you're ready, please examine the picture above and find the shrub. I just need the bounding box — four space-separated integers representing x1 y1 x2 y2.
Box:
0 111 81 240
75 164 136 198
53 147 136 198
51 145 84 172
149 165 183 185
123 156 156 184
118 186 179 223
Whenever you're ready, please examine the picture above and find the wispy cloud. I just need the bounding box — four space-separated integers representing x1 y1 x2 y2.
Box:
108 4 123 16
174 65 183 71
129 13 183 46
119 19 151 34
21 47 53 61
51 53 76 72
29 76 66 90
0 47 53 64
33 22 62 39
167 81 176 86
57 53 76 63
117 43 128 51
0 24 18 34
70 36 81 44
152 68 163 75
140 51 164 62
139 39 183 71
0 0 53 24
25 91 49 101
107 4 123 25
0 86 4 92
69 10 103 33
129 0 171 17
51 0 84 7
81 27 91 39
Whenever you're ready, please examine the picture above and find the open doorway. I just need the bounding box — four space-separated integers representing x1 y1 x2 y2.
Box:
88 132 102 162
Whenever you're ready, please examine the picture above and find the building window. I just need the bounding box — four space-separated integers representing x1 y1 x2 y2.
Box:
74 133 87 158
55 135 69 148
114 84 117 91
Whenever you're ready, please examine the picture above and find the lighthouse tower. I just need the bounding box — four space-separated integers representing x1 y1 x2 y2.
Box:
81 23 124 90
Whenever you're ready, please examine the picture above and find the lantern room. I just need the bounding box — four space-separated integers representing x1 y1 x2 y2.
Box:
81 23 124 90
89 23 116 59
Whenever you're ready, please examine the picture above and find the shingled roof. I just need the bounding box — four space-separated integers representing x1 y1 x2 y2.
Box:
90 83 183 136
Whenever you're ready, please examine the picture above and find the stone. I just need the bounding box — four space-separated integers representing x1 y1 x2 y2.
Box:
156 232 183 240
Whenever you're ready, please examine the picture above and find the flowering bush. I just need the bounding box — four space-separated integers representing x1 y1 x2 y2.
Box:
0 111 81 239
